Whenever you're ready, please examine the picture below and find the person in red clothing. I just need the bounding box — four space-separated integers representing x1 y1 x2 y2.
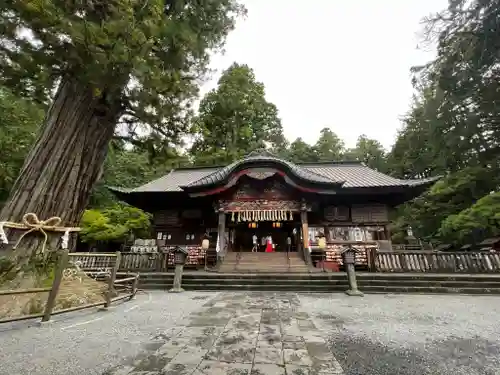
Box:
265 235 274 252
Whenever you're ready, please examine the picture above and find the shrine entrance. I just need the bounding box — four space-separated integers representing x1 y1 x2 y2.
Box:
232 220 299 253
214 173 310 258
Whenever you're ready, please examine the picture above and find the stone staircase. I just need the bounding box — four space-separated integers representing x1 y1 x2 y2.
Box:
218 251 309 273
138 272 500 294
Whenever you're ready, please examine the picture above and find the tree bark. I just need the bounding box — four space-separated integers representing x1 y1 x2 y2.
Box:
0 78 122 259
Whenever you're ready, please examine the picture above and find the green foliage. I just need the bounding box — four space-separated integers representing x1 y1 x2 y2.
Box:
0 0 246 146
345 135 387 172
89 144 172 207
286 138 318 163
190 63 287 165
390 167 499 243
284 131 386 167
0 257 15 279
385 0 500 244
0 87 44 206
80 205 151 243
313 128 345 162
439 192 500 243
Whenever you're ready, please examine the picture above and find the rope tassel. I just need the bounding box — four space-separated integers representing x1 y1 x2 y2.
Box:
0 213 80 254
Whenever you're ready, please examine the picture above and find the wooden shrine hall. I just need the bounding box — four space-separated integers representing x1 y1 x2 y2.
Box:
109 150 437 271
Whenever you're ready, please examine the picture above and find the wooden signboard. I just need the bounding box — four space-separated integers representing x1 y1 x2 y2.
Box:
324 206 350 221
231 179 291 201
351 204 388 223
154 210 180 226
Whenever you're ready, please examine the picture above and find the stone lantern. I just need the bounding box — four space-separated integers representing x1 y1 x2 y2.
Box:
340 246 363 297
169 246 189 293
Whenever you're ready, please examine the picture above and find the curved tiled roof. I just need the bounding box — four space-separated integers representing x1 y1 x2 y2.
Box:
109 156 439 194
301 163 439 188
184 150 337 188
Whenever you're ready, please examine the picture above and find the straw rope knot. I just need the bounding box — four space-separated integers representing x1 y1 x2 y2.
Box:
13 213 64 254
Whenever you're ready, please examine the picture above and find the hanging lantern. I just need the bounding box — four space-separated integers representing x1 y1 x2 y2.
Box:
202 238 209 250
248 223 252 228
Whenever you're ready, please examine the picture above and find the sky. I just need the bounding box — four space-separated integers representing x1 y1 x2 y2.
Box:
201 0 449 150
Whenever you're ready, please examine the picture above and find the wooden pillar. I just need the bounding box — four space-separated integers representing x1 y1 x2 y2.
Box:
300 210 309 250
217 209 226 257
384 225 391 241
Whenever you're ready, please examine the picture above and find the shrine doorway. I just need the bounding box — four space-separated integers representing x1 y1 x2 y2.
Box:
233 221 298 252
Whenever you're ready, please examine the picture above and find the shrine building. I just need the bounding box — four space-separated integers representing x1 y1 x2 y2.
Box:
110 150 437 270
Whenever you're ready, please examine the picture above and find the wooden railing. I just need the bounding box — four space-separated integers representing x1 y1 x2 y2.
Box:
374 251 500 273
119 252 170 272
1 251 139 325
68 252 118 271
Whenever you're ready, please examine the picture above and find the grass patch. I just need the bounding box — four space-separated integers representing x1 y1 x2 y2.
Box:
0 254 109 320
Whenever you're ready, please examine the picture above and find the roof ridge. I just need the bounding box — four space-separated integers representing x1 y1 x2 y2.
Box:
299 161 363 166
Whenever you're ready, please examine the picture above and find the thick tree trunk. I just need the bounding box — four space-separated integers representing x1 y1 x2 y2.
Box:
0 78 121 259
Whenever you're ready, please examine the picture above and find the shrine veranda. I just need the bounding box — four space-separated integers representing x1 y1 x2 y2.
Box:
110 150 436 269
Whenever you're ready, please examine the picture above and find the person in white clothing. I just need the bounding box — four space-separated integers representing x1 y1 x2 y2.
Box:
252 234 258 252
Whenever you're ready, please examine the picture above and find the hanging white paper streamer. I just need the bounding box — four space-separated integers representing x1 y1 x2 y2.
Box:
61 229 70 249
0 222 8 244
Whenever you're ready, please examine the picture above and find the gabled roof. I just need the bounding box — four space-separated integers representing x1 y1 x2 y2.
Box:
184 150 337 188
110 151 439 194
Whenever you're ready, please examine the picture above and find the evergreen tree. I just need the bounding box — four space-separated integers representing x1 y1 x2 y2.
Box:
0 0 245 257
191 63 286 165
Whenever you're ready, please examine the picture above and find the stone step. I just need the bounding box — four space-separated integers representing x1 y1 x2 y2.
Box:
357 274 500 282
141 278 349 286
137 272 500 294
141 284 348 292
358 280 500 288
139 283 500 294
139 276 500 288
138 272 500 281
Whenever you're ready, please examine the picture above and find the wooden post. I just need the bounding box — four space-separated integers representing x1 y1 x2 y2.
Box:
130 274 139 300
217 209 226 259
41 249 69 322
384 225 393 249
300 210 309 250
103 251 121 309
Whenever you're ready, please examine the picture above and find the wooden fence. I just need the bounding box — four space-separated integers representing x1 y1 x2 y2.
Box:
373 251 500 273
0 252 139 324
69 250 218 273
68 249 500 274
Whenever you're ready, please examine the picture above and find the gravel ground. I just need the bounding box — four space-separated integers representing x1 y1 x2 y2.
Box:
299 293 500 375
0 291 219 375
1 292 499 375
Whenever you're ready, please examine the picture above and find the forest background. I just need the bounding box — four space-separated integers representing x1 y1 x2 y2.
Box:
0 0 498 248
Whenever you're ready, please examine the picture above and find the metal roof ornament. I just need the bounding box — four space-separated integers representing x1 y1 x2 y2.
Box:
244 148 276 158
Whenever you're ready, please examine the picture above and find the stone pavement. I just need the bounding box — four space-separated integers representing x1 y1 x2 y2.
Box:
104 292 344 375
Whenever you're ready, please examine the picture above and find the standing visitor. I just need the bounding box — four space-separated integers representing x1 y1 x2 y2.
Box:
261 235 266 251
265 235 274 253
252 233 258 252
286 235 292 253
